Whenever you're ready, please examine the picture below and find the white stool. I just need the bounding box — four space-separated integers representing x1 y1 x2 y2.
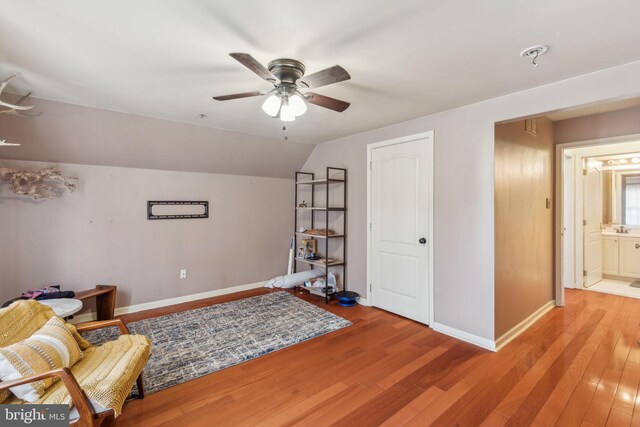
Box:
38 298 84 318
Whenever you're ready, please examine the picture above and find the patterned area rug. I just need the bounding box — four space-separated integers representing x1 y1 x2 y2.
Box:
81 291 351 395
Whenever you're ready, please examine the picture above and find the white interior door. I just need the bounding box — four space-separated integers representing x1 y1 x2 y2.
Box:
369 135 432 324
583 166 602 287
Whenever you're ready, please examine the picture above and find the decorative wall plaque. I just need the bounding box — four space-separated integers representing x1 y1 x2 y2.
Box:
147 201 209 220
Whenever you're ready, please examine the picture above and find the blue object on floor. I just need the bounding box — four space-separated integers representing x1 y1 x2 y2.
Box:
336 291 359 307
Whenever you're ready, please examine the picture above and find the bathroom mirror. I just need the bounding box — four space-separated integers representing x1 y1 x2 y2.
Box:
603 170 640 226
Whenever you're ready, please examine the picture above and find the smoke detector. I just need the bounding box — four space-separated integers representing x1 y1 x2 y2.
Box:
520 45 549 68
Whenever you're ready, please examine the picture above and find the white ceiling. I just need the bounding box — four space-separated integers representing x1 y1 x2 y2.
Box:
2 0 640 144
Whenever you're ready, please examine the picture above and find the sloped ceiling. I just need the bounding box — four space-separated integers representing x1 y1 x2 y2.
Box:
0 97 313 178
1 0 640 146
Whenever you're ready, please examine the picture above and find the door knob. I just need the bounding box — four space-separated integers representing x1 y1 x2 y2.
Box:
636 244 640 249
419 237 427 245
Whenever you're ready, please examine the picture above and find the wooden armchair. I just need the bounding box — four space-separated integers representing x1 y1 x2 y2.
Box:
75 319 146 400
0 318 147 427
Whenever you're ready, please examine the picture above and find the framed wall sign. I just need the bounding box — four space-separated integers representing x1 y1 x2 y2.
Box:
147 201 209 220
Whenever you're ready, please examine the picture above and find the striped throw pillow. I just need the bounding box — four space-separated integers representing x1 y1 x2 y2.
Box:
0 316 83 402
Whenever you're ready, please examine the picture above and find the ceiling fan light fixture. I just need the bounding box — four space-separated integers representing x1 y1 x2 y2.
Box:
215 53 351 121
289 94 307 117
262 94 281 117
280 101 296 122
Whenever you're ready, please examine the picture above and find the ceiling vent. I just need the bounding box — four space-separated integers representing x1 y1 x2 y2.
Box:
525 118 538 135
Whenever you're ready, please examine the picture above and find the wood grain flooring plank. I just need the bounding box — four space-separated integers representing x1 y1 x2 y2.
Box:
494 332 573 418
377 345 449 389
293 383 386 427
254 381 349 426
583 302 640 426
611 360 640 416
479 411 509 427
378 386 444 426
529 308 623 427
495 290 621 421
403 376 478 426
582 299 634 384
331 344 484 426
606 408 632 427
554 379 598 427
505 309 605 427
429 341 545 426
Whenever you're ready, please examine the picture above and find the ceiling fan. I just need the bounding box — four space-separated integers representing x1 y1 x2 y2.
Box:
213 53 351 122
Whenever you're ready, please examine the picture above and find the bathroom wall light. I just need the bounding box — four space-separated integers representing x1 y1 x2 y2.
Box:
587 160 603 168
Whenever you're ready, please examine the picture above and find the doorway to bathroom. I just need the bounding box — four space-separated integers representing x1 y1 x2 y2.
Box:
559 139 640 299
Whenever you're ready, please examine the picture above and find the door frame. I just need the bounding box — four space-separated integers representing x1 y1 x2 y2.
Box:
554 133 640 307
562 153 576 289
366 131 435 326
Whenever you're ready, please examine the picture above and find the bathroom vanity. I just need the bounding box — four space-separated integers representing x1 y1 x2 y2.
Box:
602 230 640 278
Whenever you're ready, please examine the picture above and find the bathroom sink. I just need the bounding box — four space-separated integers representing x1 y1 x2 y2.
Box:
601 230 640 237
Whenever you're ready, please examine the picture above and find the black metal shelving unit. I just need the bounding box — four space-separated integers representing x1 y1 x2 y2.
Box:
294 167 347 303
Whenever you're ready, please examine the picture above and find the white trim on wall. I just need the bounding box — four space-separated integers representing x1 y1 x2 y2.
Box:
562 154 577 289
432 322 497 351
494 300 555 351
366 131 435 326
70 280 267 323
575 154 585 292
357 297 370 306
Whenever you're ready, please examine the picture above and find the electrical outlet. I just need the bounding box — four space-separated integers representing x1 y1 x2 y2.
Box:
180 269 187 279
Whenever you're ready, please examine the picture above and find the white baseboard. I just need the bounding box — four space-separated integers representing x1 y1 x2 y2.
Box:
432 322 497 351
357 297 370 306
70 280 267 324
494 300 555 351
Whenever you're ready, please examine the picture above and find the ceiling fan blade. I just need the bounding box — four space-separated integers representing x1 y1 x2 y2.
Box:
229 53 277 82
298 65 350 89
212 91 265 101
305 92 350 112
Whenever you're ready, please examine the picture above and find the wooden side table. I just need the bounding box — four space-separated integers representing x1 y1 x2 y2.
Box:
75 285 117 320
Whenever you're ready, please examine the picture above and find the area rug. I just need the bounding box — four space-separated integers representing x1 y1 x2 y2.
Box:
81 291 351 395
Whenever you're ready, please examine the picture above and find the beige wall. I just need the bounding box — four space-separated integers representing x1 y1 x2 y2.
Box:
554 105 640 144
303 60 640 343
0 97 314 179
0 159 293 313
494 119 554 338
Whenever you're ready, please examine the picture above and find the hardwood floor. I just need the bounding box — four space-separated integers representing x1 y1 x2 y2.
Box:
112 288 640 426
